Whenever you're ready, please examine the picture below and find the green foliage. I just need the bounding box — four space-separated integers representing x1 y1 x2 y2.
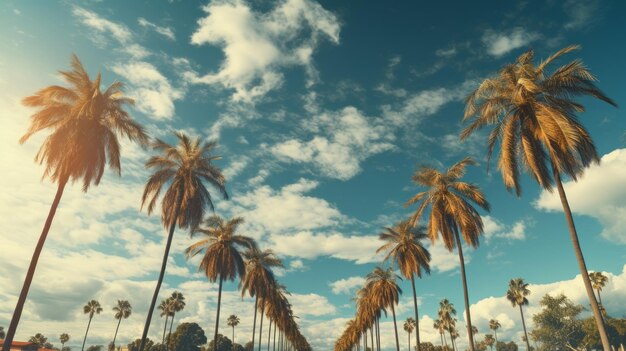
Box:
531 294 585 350
581 317 626 348
495 341 518 351
86 345 103 351
0 327 6 339
417 342 452 351
243 341 254 351
29 333 50 347
128 338 154 351
205 334 234 351
167 322 207 351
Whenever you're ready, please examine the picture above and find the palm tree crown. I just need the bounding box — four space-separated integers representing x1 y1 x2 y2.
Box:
227 315 240 328
506 278 530 307
113 300 132 320
589 271 608 292
241 248 284 299
377 220 431 278
84 300 103 317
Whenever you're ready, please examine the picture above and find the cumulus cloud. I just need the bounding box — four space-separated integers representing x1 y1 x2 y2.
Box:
482 216 528 242
329 276 366 295
187 0 340 102
534 148 626 244
271 106 395 180
138 17 175 40
482 28 539 57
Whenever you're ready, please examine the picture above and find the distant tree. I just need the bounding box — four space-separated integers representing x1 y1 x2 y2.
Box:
589 272 609 310
227 315 240 349
205 334 233 351
112 300 132 349
495 342 517 351
488 320 501 349
60 334 70 351
532 294 585 350
0 327 5 339
86 345 102 351
29 333 49 347
167 323 207 351
129 339 154 351
506 278 531 351
581 317 626 349
82 300 103 351
243 341 254 351
483 334 495 351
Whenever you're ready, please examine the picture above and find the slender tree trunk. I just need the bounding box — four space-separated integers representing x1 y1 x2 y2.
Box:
376 317 381 351
273 321 277 351
167 313 175 351
552 165 611 351
139 196 183 351
232 325 235 351
439 332 443 348
252 295 258 350
258 298 265 351
597 288 603 305
62 342 65 351
364 330 368 351
370 326 374 351
519 305 531 351
213 275 225 350
267 319 272 351
162 315 169 350
82 315 94 351
391 304 400 351
408 331 411 351
493 330 498 351
2 178 68 351
448 331 454 351
112 317 123 347
411 275 422 351
454 229 475 351
442 331 448 349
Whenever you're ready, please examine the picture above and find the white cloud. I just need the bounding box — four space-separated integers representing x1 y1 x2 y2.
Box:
271 106 395 180
187 0 340 102
436 47 457 58
534 149 626 244
563 0 601 30
329 276 366 295
482 28 540 57
138 17 175 40
111 61 184 120
72 6 132 44
482 216 528 242
222 157 250 180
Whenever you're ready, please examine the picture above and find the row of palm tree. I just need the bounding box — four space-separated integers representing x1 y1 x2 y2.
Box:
334 45 617 351
157 291 186 350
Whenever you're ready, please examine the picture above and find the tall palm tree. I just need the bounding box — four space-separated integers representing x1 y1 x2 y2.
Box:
366 267 402 351
377 221 431 351
241 248 283 351
3 54 148 351
158 298 172 349
438 300 457 351
404 318 416 351
60 334 70 351
488 319 500 348
434 319 447 348
112 300 132 349
406 158 490 351
139 132 228 351
82 300 103 351
227 315 240 350
186 215 256 350
461 45 617 350
450 328 459 351
589 271 609 306
166 291 186 346
484 334 495 351
506 279 531 351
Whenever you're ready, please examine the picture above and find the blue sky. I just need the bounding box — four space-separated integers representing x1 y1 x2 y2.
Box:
1 1 625 350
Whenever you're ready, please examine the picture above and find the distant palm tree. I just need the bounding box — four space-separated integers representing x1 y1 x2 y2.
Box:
471 326 479 347
404 318 416 351
28 333 48 347
82 300 103 351
241 248 283 351
167 291 186 346
433 319 447 348
589 272 609 306
3 54 148 351
439 300 457 351
227 315 240 350
186 215 256 349
484 334 495 351
488 319 501 350
377 220 431 351
0 327 5 340
450 328 459 351
461 45 616 350
112 300 132 349
407 158 490 351
60 334 70 351
506 279 531 351
158 299 172 349
367 267 402 351
139 132 228 351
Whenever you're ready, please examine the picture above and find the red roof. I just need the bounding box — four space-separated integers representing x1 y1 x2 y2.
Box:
0 340 37 347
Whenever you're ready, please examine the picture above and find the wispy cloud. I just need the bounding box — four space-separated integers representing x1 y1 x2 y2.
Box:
482 27 540 57
138 17 175 40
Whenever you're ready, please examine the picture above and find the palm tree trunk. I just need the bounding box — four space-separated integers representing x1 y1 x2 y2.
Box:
597 288 603 305
112 317 123 348
408 331 411 351
454 229 475 351
258 298 265 351
273 321 277 351
252 295 258 350
2 177 68 351
167 313 175 351
232 325 235 351
439 331 444 348
448 331 454 351
411 275 422 351
214 275 225 350
139 196 183 351
376 317 381 351
493 330 498 351
162 315 169 350
370 326 374 351
519 305 531 351
391 303 400 351
552 165 611 351
82 315 94 351
267 319 272 351
442 332 448 350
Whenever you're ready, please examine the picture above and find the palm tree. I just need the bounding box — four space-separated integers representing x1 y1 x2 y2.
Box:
158 299 172 349
471 326 479 347
241 248 283 351
82 300 103 351
484 334 495 351
450 328 459 351
186 215 256 350
488 319 501 351
404 318 416 351
366 267 402 351
3 54 148 351
461 45 617 350
139 132 228 351
227 315 240 350
60 334 70 351
438 300 457 351
29 334 48 347
166 291 186 347
589 272 609 306
406 158 490 351
377 221 431 351
112 300 132 349
433 319 447 348
506 279 531 351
